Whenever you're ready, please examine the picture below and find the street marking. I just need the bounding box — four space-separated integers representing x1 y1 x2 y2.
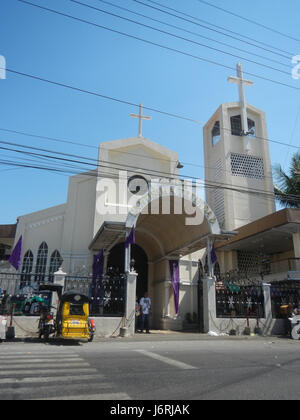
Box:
0 368 97 376
0 362 91 369
0 382 112 397
0 358 85 363
0 351 132 401
135 350 197 370
0 374 104 385
34 392 132 401
0 355 80 360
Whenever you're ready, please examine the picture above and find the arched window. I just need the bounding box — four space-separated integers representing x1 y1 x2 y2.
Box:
35 242 48 283
49 250 63 282
20 250 34 288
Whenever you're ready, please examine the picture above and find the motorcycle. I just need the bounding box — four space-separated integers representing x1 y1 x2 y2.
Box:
88 319 96 342
38 305 55 341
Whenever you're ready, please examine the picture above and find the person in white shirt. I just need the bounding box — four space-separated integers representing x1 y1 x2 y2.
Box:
0 315 7 343
139 292 151 334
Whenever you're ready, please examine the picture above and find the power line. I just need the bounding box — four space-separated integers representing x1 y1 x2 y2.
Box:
70 0 291 77
93 0 289 69
140 0 294 58
2 123 299 189
16 0 300 93
1 138 298 205
0 156 293 207
3 58 300 152
196 0 300 43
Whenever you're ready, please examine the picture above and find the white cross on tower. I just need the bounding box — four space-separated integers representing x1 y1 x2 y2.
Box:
228 62 253 151
130 104 152 138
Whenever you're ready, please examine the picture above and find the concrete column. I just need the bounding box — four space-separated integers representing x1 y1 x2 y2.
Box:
203 276 216 333
124 244 131 273
52 268 67 316
164 262 171 318
262 283 273 335
53 268 66 290
121 270 138 337
292 232 300 270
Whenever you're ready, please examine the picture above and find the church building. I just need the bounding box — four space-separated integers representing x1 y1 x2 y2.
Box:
2 63 300 336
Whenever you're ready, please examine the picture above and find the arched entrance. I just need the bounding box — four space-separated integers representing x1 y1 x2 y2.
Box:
124 192 221 330
107 243 148 300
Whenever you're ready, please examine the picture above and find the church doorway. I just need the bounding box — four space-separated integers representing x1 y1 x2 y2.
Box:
107 243 148 300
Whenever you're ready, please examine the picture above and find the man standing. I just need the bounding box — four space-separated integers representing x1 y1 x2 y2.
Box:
139 292 151 334
0 315 7 343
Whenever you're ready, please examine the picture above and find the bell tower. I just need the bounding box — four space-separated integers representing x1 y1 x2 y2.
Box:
203 63 276 231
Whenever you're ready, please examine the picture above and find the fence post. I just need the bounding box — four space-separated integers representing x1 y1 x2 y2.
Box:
52 268 67 312
203 276 216 333
262 283 273 335
53 268 66 290
120 270 138 337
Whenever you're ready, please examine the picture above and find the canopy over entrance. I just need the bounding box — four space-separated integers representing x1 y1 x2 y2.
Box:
89 190 232 263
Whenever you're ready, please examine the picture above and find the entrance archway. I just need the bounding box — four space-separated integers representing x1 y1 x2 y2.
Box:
124 192 221 329
107 242 148 300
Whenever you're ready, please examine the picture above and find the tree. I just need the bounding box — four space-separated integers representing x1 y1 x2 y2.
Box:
274 152 300 208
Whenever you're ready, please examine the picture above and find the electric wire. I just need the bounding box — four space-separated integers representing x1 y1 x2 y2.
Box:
4 0 295 205
16 0 300 93
1 139 298 204
0 128 282 187
136 0 294 58
195 0 300 43
0 157 291 208
94 0 289 69
70 0 292 77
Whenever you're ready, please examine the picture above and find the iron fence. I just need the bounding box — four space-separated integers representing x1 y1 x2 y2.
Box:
65 269 126 317
0 269 126 318
270 281 300 319
215 272 265 319
0 272 54 316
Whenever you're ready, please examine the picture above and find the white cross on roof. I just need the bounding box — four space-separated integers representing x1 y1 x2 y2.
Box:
130 104 152 138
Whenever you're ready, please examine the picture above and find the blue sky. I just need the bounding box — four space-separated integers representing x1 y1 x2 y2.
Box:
1 0 300 224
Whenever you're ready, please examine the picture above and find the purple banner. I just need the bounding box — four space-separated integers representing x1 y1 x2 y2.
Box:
125 226 135 249
169 260 180 316
9 236 22 271
92 247 104 299
211 242 218 265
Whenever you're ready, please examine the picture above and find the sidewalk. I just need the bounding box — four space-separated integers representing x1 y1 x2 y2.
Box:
100 330 284 343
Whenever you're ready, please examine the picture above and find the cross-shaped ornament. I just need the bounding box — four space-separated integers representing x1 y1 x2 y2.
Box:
228 62 253 150
130 104 152 138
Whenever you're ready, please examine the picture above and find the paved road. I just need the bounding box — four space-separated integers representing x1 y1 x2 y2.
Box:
1 334 300 401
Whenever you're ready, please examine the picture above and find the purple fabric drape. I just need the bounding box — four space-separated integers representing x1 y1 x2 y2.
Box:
9 236 22 270
169 260 180 315
92 248 104 300
125 226 135 249
211 242 218 265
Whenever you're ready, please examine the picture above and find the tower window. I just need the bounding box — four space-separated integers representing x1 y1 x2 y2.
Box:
230 115 256 136
211 121 221 146
247 118 256 137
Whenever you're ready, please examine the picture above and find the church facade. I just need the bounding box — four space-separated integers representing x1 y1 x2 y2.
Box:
11 132 222 332
3 63 300 336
